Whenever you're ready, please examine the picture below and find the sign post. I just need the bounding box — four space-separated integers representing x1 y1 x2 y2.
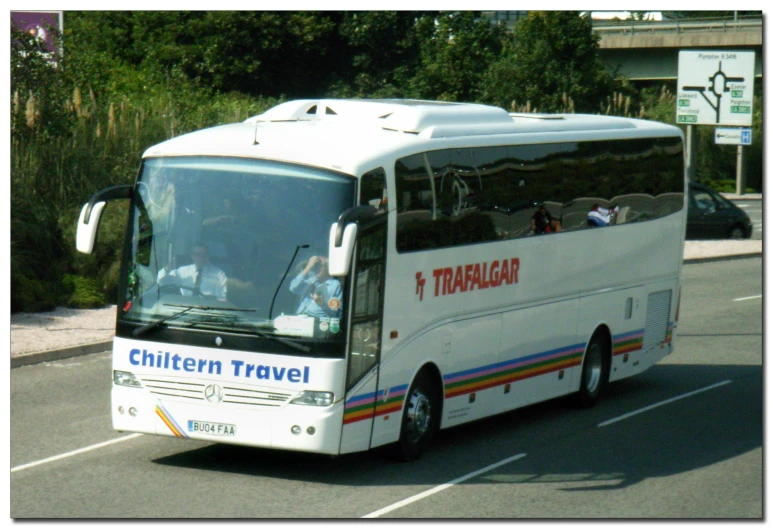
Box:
676 51 755 194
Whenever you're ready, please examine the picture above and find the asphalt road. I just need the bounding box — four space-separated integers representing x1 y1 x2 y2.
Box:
11 258 762 519
734 199 762 240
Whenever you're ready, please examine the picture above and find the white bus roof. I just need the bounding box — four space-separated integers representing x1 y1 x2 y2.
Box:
142 99 682 176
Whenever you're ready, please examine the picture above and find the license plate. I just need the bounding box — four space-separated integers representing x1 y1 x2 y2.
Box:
187 420 236 436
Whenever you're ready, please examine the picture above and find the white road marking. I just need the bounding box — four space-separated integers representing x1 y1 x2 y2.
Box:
11 433 143 473
734 294 762 302
598 380 732 428
362 453 528 518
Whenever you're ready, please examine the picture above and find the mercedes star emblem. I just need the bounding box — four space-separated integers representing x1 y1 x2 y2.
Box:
204 384 224 404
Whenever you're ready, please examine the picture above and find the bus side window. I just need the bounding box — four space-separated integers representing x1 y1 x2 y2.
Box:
360 168 388 214
509 143 564 238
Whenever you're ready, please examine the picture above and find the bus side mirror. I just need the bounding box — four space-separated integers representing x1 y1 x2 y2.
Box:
327 205 377 277
75 185 134 254
76 201 107 254
328 222 357 276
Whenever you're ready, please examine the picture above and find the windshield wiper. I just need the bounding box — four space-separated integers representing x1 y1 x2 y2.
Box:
269 243 309 320
133 304 310 353
132 304 255 337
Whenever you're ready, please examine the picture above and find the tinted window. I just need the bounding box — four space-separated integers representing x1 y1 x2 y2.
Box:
360 167 388 214
395 137 684 253
395 150 497 251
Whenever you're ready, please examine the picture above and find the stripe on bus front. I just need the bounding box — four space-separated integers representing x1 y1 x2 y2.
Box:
444 344 585 399
155 401 188 438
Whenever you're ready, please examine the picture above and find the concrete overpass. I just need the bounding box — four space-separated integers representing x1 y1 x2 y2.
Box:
482 13 763 82
593 17 763 81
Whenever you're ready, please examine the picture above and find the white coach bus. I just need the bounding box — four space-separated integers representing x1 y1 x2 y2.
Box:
77 99 686 460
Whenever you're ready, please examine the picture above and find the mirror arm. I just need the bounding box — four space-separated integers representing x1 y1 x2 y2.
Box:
334 205 377 247
84 185 134 223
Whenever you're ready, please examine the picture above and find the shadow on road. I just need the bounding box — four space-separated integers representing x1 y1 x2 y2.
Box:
151 363 761 492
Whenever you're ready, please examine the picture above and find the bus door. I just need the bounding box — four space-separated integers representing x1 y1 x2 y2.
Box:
339 217 387 454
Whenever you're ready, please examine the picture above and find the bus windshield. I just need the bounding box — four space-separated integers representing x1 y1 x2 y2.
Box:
120 156 355 350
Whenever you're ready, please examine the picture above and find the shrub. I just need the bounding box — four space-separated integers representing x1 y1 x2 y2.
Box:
11 273 59 313
63 274 105 308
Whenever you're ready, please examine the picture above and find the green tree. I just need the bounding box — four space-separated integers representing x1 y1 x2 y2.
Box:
64 11 343 99
11 23 75 311
480 11 616 113
11 23 71 136
407 12 506 102
331 11 428 98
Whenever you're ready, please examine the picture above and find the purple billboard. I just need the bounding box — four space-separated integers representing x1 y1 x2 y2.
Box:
11 11 62 55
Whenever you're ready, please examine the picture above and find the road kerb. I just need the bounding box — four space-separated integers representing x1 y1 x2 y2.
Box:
683 252 762 265
11 340 114 369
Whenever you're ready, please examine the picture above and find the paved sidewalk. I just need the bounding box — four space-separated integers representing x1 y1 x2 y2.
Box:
10 241 762 368
721 193 762 201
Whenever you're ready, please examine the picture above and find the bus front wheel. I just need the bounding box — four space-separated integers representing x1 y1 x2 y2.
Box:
395 371 439 461
574 332 610 408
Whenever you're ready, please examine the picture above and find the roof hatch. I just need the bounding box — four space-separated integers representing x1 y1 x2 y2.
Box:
245 99 514 133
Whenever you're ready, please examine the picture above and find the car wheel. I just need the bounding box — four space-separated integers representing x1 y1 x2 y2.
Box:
728 225 746 239
574 332 610 408
395 371 439 461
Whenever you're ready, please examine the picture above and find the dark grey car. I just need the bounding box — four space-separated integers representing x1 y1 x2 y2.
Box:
687 182 753 239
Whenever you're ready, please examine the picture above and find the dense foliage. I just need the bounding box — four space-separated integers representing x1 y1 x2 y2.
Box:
481 12 617 112
10 11 763 312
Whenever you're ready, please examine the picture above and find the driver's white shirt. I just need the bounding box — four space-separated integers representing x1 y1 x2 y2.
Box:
157 263 227 299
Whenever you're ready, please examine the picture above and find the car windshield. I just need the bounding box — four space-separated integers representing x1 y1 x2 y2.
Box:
120 156 355 346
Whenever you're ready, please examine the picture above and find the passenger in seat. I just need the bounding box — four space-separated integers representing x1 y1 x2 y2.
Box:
587 204 619 227
531 204 562 234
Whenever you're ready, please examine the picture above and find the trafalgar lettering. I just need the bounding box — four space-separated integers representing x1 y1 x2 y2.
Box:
128 349 310 383
415 257 519 301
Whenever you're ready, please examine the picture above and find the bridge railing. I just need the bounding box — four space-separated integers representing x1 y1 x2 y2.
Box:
592 17 762 36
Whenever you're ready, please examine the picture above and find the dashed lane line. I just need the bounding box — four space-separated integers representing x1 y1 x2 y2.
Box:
11 433 143 473
362 453 528 518
734 294 762 302
597 380 732 428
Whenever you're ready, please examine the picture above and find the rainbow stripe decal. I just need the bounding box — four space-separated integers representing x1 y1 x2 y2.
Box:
343 331 669 423
155 401 188 438
444 344 585 399
664 322 675 345
612 329 644 356
343 384 409 425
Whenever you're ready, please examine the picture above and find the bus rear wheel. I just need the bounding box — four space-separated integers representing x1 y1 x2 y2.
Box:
395 371 439 461
574 333 609 408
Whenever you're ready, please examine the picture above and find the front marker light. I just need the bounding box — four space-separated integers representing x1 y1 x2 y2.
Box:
290 391 333 407
113 370 142 388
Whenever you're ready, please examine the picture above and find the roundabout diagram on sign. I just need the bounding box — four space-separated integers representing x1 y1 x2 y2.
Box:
682 61 745 124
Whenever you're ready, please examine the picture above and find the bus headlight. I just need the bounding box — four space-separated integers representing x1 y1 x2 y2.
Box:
290 391 333 407
113 370 142 388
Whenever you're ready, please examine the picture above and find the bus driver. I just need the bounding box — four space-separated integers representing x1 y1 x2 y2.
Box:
157 242 228 301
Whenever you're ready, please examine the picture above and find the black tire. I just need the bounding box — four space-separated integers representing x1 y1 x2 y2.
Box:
574 332 610 408
395 371 439 462
728 225 746 239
